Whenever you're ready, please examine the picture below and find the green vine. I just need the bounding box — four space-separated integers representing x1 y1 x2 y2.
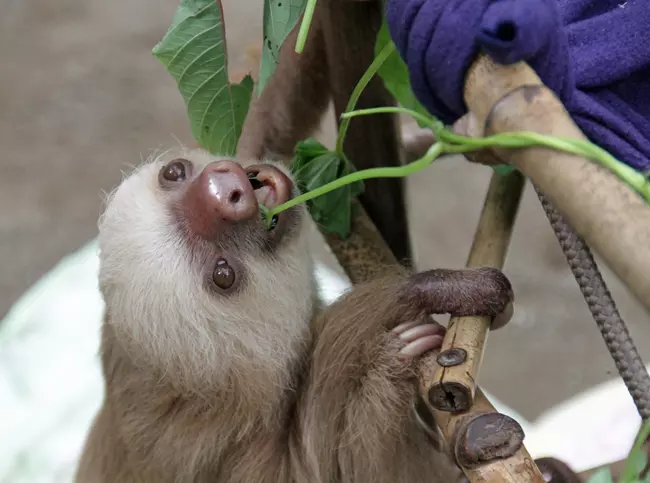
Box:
265 142 442 219
335 43 395 159
295 0 318 54
262 42 650 229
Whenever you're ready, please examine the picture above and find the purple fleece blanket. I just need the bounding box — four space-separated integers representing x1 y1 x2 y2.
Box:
385 0 650 172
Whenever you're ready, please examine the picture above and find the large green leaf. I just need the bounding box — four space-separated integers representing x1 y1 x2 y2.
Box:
152 0 253 155
258 0 307 95
291 139 364 239
374 17 431 128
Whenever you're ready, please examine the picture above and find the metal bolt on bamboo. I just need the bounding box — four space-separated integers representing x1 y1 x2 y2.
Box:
321 203 545 483
426 170 525 412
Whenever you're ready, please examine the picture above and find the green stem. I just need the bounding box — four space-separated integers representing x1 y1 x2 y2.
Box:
619 419 650 483
341 105 439 131
343 107 650 201
295 0 318 54
269 49 650 230
267 142 443 221
335 42 396 157
443 131 650 198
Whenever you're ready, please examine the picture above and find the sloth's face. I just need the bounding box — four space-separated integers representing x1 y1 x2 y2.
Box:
97 148 315 383
153 151 303 296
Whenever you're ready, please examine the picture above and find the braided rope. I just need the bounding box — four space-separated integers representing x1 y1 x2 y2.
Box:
535 187 650 419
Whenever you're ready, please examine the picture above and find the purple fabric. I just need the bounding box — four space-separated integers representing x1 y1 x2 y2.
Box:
385 0 650 172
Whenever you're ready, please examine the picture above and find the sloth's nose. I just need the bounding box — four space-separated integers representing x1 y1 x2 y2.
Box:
181 160 258 239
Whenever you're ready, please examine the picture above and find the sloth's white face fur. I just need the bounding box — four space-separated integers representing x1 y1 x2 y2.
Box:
98 148 316 401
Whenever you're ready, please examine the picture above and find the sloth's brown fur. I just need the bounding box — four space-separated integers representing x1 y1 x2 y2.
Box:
78 270 514 482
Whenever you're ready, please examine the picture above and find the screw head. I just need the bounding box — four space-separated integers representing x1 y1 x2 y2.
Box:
437 348 467 367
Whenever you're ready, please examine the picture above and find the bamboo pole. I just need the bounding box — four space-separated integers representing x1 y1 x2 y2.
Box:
462 55 650 313
320 203 545 483
426 170 525 412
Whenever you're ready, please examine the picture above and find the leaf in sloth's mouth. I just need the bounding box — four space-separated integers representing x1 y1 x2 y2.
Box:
248 173 279 230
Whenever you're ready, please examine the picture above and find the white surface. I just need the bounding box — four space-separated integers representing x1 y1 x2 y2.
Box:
0 241 105 483
0 228 639 481
526 374 640 471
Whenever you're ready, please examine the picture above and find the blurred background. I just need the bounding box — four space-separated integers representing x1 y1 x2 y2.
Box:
1 0 648 480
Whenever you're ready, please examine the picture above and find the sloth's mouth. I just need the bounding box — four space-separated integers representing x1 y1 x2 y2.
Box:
247 172 280 210
244 165 294 231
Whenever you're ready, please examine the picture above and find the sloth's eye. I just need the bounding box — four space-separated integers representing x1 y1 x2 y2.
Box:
213 258 236 290
159 158 191 186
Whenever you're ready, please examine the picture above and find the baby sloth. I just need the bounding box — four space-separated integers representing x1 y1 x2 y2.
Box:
75 148 514 483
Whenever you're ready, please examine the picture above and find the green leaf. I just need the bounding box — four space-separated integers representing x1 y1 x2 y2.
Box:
290 139 364 238
374 17 431 128
293 137 331 168
152 0 253 155
258 0 307 95
586 468 615 483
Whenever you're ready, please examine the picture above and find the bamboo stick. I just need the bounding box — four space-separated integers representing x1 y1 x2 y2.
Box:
462 55 650 313
426 170 525 412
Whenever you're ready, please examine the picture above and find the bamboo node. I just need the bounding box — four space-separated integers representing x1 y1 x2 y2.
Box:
453 412 526 469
